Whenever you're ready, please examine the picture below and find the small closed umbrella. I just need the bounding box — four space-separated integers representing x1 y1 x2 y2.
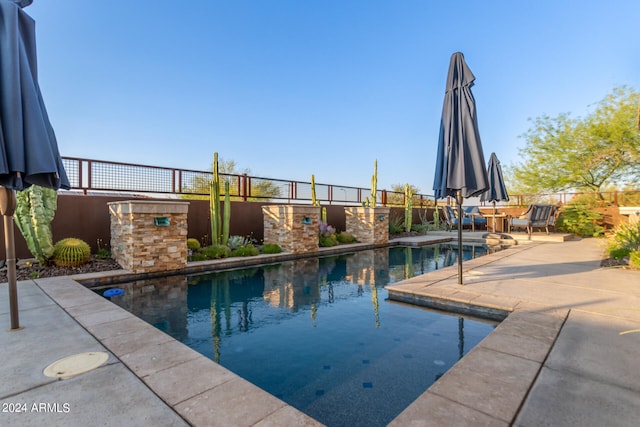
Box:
480 152 509 232
1 0 70 330
433 52 488 284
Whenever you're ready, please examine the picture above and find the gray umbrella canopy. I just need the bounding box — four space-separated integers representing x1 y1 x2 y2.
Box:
433 52 488 200
480 152 509 204
432 52 488 285
1 0 69 330
0 0 69 190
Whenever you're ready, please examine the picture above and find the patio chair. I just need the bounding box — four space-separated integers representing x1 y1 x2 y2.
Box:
463 206 487 230
508 204 554 236
442 205 474 231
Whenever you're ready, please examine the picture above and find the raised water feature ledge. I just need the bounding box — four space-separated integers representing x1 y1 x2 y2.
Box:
345 207 390 245
108 200 189 273
262 205 320 253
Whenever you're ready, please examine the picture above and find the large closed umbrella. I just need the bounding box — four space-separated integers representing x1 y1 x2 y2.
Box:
480 152 509 231
433 52 488 285
1 0 70 330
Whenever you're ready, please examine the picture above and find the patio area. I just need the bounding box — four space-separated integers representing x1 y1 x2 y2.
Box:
1 235 639 426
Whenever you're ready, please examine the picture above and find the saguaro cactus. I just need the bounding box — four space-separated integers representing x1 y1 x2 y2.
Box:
311 174 319 206
210 152 231 246
404 183 413 233
223 181 230 245
370 159 378 208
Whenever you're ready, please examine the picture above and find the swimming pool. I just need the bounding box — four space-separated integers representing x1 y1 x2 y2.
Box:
99 244 498 426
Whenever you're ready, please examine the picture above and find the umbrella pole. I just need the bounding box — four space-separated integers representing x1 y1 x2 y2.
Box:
493 201 497 233
4 214 20 330
456 191 463 285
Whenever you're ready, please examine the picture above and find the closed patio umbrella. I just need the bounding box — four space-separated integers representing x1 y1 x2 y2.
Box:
480 152 509 231
433 52 488 284
1 0 70 330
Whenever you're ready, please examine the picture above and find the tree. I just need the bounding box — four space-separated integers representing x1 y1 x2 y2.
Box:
181 157 281 201
509 86 640 196
387 183 421 206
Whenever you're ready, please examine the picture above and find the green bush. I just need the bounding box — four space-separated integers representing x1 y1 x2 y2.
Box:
187 238 201 251
629 251 640 269
260 243 282 254
231 244 259 257
608 222 640 254
557 204 604 237
388 213 404 234
319 235 339 247
608 247 631 260
201 244 231 259
336 232 357 244
227 235 251 250
53 238 91 267
188 253 208 262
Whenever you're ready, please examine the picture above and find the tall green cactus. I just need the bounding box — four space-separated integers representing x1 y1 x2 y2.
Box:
210 152 222 245
370 159 378 208
223 181 230 245
311 174 319 206
404 183 413 232
14 185 58 264
210 152 231 246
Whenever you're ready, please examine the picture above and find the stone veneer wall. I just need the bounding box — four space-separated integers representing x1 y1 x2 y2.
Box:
262 205 320 254
345 207 390 245
108 201 189 273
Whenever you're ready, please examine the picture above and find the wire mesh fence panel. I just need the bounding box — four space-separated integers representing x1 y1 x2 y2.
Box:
89 161 174 193
62 158 80 188
248 177 288 201
179 170 212 195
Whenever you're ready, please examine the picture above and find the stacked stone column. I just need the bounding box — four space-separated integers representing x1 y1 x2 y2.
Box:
344 207 390 245
108 201 189 273
262 205 320 253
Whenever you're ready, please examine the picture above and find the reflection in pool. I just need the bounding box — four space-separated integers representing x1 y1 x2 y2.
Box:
100 244 498 427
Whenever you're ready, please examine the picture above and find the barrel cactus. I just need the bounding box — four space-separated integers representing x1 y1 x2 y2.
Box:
53 238 91 267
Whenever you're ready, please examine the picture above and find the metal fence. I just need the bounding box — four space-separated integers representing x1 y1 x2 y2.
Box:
61 157 639 207
61 157 435 207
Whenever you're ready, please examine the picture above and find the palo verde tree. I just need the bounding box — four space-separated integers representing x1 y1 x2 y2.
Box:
182 157 280 201
508 86 640 196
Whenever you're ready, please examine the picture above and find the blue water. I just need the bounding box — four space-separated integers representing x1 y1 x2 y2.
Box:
101 244 498 427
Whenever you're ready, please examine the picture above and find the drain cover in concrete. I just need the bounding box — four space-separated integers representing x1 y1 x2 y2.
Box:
44 352 109 379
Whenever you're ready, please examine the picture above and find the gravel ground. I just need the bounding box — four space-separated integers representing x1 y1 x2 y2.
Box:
0 257 122 282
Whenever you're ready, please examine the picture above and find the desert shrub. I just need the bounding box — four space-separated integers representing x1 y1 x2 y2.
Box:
629 251 640 269
388 212 404 234
227 235 251 250
608 247 631 260
319 235 339 247
411 223 430 234
188 253 208 262
260 243 282 254
607 222 640 255
557 204 604 237
336 232 357 244
53 238 91 267
231 244 259 257
187 238 201 251
201 244 231 259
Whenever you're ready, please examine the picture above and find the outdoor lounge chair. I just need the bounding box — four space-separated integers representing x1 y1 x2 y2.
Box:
508 204 555 236
463 206 487 230
442 205 474 231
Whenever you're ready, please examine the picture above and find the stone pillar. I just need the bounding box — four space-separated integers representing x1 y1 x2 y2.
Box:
262 205 320 254
345 207 390 245
108 201 189 274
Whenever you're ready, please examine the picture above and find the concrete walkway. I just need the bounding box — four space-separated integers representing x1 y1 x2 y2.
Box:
1 236 638 426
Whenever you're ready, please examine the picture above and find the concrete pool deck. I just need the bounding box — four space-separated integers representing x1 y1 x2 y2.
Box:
1 234 639 426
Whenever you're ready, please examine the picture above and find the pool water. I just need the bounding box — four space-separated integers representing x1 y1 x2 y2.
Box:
100 244 498 427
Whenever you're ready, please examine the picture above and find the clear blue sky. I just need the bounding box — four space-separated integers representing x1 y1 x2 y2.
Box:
26 0 639 194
